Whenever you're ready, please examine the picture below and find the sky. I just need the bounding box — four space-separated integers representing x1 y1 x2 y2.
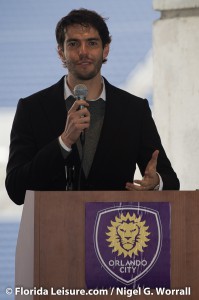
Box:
0 0 159 106
0 1 159 220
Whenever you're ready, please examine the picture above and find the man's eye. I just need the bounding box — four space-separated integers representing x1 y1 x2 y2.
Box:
89 41 98 47
67 41 78 48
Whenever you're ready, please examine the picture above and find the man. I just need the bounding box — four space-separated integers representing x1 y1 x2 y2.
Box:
5 9 180 205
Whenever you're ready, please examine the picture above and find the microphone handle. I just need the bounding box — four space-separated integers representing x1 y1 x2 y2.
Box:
79 104 85 110
78 102 85 190
78 103 86 145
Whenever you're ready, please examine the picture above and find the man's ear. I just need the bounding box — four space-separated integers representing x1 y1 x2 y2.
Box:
103 44 110 60
57 45 65 61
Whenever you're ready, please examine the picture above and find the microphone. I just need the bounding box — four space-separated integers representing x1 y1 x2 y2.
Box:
73 84 88 191
73 84 88 145
74 83 88 108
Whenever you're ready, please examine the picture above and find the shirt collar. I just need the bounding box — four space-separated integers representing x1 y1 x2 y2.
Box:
64 75 106 101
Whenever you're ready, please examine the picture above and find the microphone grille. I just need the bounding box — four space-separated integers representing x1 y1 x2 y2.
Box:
74 84 88 98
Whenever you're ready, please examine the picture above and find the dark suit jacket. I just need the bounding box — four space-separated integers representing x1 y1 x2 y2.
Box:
6 76 180 205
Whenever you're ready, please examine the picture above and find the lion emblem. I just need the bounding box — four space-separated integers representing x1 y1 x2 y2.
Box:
106 212 150 258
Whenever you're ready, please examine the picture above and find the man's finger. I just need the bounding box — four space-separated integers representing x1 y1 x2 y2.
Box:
133 179 148 187
69 100 89 113
151 150 159 163
126 182 148 191
145 150 159 172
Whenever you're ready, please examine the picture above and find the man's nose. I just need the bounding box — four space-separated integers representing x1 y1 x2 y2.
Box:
79 43 88 56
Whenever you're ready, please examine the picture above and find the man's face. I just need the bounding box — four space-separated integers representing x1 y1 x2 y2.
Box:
58 24 109 81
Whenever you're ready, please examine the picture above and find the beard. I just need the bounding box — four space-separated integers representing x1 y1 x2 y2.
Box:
65 55 103 81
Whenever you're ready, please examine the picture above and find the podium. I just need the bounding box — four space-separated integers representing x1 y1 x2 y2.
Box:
15 191 199 299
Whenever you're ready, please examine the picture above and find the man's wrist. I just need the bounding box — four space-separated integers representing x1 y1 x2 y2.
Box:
58 136 72 152
155 172 163 190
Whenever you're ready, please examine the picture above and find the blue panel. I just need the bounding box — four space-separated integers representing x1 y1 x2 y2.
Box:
0 0 159 107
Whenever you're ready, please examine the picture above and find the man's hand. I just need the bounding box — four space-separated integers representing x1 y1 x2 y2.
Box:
126 150 160 191
61 99 90 148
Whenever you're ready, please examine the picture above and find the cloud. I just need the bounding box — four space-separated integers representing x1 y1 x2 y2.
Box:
119 49 153 99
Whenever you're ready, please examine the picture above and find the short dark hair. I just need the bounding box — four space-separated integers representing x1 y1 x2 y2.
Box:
55 8 112 49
